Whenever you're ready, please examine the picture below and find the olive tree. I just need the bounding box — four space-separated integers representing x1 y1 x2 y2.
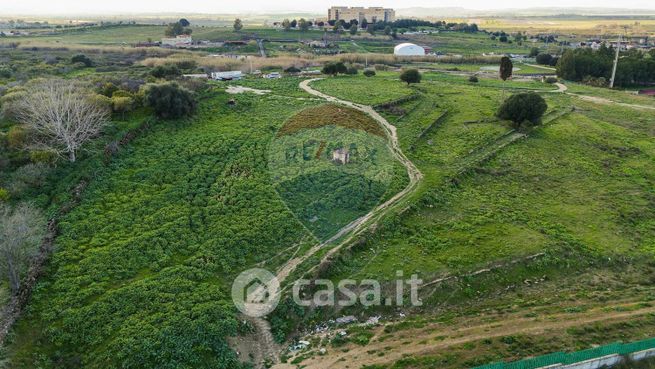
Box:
400 69 422 85
0 203 45 294
15 79 110 162
496 92 547 129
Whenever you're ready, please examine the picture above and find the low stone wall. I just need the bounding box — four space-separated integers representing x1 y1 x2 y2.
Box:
559 354 623 369
630 348 655 361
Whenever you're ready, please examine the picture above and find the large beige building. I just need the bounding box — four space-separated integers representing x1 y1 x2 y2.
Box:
328 6 395 24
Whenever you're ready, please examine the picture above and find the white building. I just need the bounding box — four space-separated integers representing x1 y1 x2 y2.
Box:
161 35 192 47
211 71 243 81
328 6 395 23
394 43 426 56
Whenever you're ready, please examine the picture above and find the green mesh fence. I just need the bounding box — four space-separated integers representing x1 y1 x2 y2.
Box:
472 338 655 369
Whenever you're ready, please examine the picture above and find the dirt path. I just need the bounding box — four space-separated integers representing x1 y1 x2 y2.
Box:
524 63 557 71
295 301 655 369
553 82 567 93
246 79 424 368
273 79 423 284
570 93 655 110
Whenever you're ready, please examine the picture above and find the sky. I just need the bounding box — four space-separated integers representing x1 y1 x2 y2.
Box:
2 0 655 15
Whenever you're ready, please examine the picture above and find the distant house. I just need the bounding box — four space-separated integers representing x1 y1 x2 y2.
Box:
211 71 243 81
394 43 426 56
161 34 192 47
332 148 350 164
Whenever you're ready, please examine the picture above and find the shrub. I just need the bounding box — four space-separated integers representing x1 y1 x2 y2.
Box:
544 77 558 84
582 76 608 87
144 82 196 119
400 69 421 85
7 126 28 149
322 62 347 76
71 54 93 67
497 92 547 128
29 150 58 164
345 66 358 75
363 69 376 77
468 75 479 83
284 66 301 74
536 53 553 65
0 188 8 202
98 82 118 97
150 64 181 79
9 163 51 195
0 66 12 79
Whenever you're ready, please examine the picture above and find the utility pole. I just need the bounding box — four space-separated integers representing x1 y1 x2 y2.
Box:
609 32 621 88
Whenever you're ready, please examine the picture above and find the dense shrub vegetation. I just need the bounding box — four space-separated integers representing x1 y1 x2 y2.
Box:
9 91 317 369
144 82 196 119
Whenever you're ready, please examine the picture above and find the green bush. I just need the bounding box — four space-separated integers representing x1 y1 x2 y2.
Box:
322 62 347 76
284 66 301 74
400 69 421 85
0 66 12 79
536 53 553 65
71 54 93 67
144 82 196 119
6 126 27 149
544 76 558 84
29 150 58 164
469 75 479 83
0 188 9 202
496 92 548 128
363 69 376 77
150 64 181 79
345 66 358 75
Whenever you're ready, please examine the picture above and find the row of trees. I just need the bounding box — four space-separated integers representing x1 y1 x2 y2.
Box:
277 17 478 36
556 47 655 87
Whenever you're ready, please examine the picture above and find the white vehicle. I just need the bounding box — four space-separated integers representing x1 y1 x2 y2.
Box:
211 71 243 81
263 72 282 79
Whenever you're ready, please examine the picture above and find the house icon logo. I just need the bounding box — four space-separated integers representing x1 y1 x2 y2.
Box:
231 268 280 317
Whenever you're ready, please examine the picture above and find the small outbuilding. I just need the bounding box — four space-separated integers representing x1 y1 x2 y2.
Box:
332 148 350 164
394 43 426 56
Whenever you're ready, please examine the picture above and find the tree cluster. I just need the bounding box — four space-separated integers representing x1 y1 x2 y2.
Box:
165 19 192 37
321 62 347 76
556 46 655 87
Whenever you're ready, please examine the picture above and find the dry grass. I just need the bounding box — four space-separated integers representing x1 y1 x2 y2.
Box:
277 103 385 137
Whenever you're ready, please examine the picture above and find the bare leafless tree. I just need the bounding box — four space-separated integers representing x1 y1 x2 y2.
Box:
0 203 45 294
15 79 110 162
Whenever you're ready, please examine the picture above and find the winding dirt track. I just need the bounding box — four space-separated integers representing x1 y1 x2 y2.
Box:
273 79 423 285
252 79 424 368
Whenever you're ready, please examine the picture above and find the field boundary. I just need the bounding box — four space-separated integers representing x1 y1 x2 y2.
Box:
472 337 655 369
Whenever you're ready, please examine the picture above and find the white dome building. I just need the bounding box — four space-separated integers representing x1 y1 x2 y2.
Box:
394 43 426 56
